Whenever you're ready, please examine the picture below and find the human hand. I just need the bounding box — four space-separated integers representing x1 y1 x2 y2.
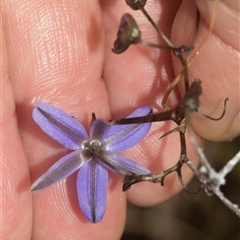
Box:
2 0 239 239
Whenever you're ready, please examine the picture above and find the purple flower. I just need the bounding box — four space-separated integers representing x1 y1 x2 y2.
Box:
31 102 152 223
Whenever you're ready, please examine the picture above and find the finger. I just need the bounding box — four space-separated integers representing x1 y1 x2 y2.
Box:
1 28 32 239
102 0 182 116
172 0 240 141
3 0 126 238
196 0 239 50
102 0 201 207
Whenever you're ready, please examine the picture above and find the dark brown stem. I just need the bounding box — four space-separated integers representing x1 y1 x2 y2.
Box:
139 7 174 48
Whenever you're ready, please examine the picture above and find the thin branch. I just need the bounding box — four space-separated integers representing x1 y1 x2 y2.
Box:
139 7 174 48
187 123 240 217
219 151 240 181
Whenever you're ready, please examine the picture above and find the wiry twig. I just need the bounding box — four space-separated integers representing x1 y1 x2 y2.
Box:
187 124 240 217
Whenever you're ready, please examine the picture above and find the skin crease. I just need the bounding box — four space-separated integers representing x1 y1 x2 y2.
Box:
1 0 239 239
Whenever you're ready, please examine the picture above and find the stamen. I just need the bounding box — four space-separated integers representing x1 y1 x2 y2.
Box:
90 140 101 151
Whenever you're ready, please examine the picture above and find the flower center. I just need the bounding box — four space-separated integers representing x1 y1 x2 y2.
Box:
90 140 101 152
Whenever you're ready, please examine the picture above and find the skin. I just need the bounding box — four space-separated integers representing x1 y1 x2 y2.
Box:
2 0 239 239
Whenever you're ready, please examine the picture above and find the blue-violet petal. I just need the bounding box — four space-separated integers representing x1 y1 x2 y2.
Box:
95 149 151 176
31 149 91 192
90 119 110 142
33 102 89 150
102 106 152 152
77 159 108 223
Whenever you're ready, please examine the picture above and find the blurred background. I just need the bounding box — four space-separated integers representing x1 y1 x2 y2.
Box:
122 136 240 240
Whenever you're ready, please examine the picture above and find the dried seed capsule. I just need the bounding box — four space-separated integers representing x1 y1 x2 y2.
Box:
125 0 147 10
112 14 141 54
